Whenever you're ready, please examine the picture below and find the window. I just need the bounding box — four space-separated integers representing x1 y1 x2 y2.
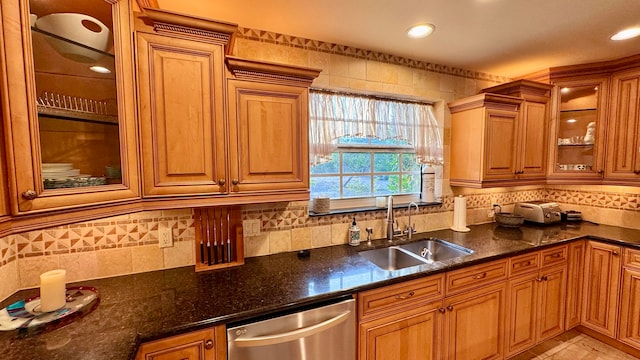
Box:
309 90 443 209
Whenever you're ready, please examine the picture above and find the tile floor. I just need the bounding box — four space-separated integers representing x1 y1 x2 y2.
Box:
509 330 639 359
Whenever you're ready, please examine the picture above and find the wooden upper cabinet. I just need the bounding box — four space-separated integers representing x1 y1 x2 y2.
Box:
225 56 320 199
606 68 640 183
135 10 235 197
448 93 523 188
483 80 553 180
0 0 140 215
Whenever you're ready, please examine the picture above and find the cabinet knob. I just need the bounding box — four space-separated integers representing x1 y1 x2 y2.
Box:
613 250 619 256
536 277 544 282
634 170 640 175
438 307 446 313
446 305 454 311
205 339 214 350
22 190 37 200
218 179 226 186
232 179 239 185
597 169 604 175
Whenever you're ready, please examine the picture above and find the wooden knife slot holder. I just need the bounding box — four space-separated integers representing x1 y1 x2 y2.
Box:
194 206 244 272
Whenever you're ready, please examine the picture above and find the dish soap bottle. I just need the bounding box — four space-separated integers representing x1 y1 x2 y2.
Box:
349 217 360 246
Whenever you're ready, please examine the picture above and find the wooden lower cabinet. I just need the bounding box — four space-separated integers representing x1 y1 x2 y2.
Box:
565 241 585 329
136 327 224 360
444 282 507 360
581 241 622 337
359 300 444 360
618 255 640 349
537 265 567 341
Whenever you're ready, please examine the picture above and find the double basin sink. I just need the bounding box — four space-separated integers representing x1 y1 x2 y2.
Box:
359 238 473 271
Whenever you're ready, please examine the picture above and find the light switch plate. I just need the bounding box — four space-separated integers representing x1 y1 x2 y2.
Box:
243 219 261 237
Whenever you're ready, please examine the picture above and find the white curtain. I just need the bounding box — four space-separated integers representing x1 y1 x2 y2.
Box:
309 90 444 166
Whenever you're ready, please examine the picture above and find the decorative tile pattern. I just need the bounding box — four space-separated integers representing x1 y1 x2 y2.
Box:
236 27 512 83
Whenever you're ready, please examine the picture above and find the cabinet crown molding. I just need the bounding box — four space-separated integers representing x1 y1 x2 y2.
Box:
482 79 553 101
225 56 321 86
140 7 237 48
448 93 523 114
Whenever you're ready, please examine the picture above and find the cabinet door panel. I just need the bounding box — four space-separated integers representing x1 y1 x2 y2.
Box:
619 268 640 349
537 265 566 342
359 301 443 360
565 241 585 329
136 328 216 360
506 273 538 357
581 241 621 337
520 102 547 176
137 32 226 196
606 71 640 180
484 109 517 179
445 282 506 360
228 81 308 193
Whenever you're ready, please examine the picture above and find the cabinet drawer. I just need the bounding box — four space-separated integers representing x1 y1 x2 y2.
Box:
624 248 640 270
358 274 444 320
445 259 508 295
540 245 567 267
509 252 540 276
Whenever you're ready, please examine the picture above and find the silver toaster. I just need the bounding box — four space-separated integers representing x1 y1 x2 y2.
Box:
513 201 562 224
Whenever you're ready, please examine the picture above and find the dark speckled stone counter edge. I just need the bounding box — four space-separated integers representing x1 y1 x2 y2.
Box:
2 222 640 360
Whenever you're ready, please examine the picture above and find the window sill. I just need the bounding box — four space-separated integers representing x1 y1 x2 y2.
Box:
308 201 443 217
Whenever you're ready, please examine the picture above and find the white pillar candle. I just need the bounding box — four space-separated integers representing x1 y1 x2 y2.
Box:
40 269 67 312
375 196 387 208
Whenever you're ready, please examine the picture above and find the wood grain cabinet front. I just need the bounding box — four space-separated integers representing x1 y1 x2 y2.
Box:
0 0 141 217
225 57 320 201
581 241 622 337
136 327 225 360
605 68 640 183
135 9 235 198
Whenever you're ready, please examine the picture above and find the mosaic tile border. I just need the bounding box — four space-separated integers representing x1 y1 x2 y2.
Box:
236 27 512 83
13 210 194 260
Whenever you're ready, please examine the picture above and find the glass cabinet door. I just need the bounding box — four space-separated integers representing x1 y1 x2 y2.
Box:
0 0 139 213
551 78 608 180
31 0 120 188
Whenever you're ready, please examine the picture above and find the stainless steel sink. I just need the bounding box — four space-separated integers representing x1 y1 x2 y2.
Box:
359 246 428 271
399 239 473 263
359 238 473 270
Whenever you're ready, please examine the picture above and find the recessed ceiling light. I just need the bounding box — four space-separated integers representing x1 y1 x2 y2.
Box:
610 27 640 41
89 65 111 74
566 119 577 123
560 87 570 94
407 23 435 39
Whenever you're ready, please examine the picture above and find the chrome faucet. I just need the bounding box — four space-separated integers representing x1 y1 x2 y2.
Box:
406 202 419 241
386 196 395 241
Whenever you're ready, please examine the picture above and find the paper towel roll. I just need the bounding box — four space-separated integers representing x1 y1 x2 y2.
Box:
450 195 471 232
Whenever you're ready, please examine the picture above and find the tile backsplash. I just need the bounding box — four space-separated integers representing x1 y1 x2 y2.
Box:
2 185 639 302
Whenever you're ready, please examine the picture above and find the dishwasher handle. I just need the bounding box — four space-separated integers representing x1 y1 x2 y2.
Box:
233 310 352 347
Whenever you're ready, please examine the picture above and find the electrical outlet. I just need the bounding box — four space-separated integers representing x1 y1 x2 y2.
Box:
158 227 173 248
242 219 261 237
488 210 495 218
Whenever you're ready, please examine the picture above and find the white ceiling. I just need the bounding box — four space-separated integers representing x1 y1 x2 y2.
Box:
157 0 640 78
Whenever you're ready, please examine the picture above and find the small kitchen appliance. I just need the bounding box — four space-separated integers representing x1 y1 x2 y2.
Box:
513 201 562 224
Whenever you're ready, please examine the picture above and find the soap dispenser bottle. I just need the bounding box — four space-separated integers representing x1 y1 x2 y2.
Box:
349 217 360 246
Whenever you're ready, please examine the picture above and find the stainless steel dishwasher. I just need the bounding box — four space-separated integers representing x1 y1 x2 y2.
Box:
227 297 355 360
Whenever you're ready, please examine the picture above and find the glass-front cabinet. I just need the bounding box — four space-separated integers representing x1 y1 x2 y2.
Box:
548 77 609 182
0 0 139 214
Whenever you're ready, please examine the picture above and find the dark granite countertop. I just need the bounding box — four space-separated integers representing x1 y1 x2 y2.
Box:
2 221 640 360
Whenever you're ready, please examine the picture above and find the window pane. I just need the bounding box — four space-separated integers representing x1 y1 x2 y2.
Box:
311 153 339 174
342 153 370 173
374 175 399 195
370 138 409 146
342 175 371 197
401 153 420 172
373 153 399 172
402 174 420 193
310 176 340 198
